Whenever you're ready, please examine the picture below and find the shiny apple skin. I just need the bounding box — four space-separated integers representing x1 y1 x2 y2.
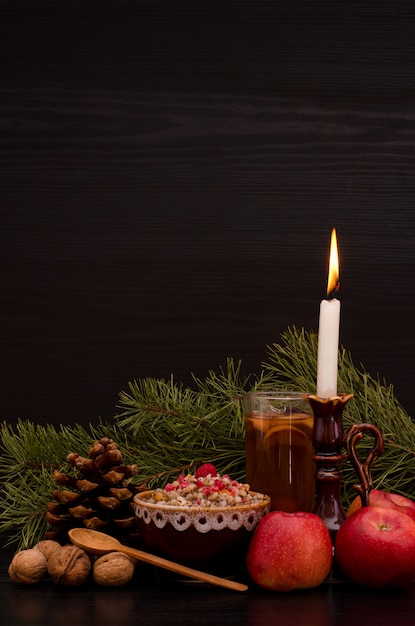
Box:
335 506 415 588
347 489 415 521
246 511 333 592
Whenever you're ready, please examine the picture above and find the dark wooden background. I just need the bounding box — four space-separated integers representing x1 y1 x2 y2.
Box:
1 0 415 426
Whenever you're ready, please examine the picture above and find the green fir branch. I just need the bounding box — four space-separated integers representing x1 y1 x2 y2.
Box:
114 360 260 485
1 327 415 550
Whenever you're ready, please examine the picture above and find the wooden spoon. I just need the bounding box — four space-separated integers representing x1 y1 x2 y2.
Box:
68 528 248 592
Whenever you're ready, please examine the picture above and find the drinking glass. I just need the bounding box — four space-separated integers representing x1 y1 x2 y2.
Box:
244 391 315 512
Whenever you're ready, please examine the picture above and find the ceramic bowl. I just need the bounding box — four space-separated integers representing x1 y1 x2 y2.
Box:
133 490 271 570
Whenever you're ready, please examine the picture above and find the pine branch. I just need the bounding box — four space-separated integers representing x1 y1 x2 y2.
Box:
0 420 127 550
114 360 259 484
1 328 415 550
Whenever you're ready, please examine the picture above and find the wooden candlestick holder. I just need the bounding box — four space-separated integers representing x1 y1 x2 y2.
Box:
306 393 384 543
306 393 352 543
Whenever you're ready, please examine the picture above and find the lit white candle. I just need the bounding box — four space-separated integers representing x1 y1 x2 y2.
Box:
317 229 340 398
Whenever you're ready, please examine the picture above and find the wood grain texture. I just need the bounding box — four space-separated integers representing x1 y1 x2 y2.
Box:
1 0 415 423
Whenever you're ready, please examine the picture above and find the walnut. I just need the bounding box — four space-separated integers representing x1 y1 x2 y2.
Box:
47 544 91 587
34 539 62 561
8 548 48 584
93 552 135 587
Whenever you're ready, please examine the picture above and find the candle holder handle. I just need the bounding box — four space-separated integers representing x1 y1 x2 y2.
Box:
306 393 353 543
345 422 384 507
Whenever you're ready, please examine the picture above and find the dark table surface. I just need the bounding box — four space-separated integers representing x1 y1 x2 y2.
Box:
1 543 415 626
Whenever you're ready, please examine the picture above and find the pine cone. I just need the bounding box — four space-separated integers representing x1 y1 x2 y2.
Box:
45 438 145 545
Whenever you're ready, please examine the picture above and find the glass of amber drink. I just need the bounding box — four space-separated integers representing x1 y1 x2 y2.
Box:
244 391 315 513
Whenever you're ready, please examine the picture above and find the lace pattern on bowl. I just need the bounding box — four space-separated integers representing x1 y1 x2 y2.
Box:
135 504 269 533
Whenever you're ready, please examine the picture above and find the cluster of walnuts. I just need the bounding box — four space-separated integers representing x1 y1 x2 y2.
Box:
8 539 136 588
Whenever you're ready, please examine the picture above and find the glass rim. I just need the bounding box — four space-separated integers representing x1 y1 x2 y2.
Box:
244 391 310 400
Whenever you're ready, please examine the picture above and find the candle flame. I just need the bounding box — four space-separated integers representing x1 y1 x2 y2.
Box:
327 228 339 299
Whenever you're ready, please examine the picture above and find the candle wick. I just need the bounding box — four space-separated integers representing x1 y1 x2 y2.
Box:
326 281 340 301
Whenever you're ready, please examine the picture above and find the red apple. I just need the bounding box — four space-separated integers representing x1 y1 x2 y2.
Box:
335 506 415 587
246 511 333 591
347 489 415 521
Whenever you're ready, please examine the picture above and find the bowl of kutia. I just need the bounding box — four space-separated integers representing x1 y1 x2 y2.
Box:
133 464 270 572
